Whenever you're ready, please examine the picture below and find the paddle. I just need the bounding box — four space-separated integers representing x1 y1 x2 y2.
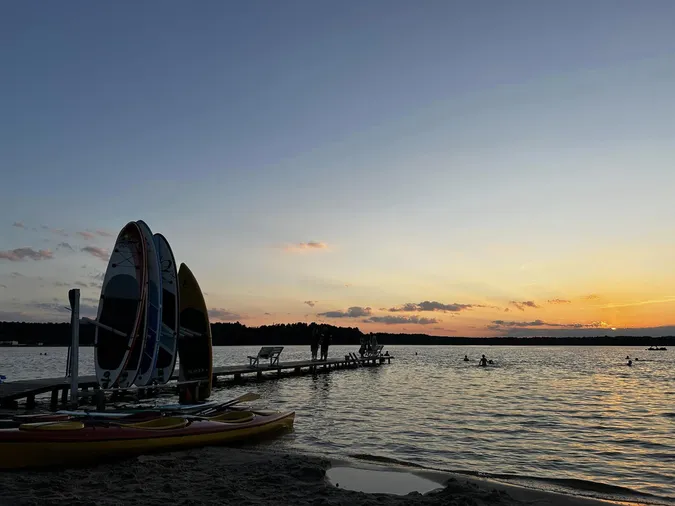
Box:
89 392 262 421
197 392 261 416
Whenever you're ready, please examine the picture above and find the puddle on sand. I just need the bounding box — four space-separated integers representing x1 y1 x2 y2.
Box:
326 466 444 496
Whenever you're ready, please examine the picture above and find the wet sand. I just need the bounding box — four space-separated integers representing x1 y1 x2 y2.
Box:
0 447 647 506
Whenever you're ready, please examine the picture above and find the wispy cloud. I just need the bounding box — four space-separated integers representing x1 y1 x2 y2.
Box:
547 299 571 305
11 272 25 277
388 301 482 313
208 308 243 321
81 246 109 261
0 300 98 322
0 248 54 261
57 242 74 251
510 300 540 311
74 281 90 288
364 315 438 325
583 294 600 300
598 296 675 309
0 284 6 289
77 231 95 240
318 306 372 318
41 225 68 237
304 300 317 307
284 241 329 252
488 319 610 330
12 221 25 229
90 272 105 282
95 230 113 237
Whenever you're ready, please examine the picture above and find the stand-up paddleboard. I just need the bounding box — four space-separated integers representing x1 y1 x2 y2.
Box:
133 220 162 387
177 263 213 401
151 233 179 384
94 222 147 389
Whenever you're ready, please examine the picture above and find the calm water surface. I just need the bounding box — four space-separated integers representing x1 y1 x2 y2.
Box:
1 345 674 503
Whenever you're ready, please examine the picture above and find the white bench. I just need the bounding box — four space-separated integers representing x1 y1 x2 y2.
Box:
248 346 284 367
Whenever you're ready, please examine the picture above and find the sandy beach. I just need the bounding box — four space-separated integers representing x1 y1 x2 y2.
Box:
0 446 644 506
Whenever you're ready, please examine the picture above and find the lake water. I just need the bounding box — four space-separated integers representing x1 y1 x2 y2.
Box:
1 345 674 504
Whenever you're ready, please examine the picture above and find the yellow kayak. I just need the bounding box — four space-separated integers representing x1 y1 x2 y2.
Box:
0 410 294 470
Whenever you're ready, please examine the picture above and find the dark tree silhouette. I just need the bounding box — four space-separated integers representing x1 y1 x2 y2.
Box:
0 321 673 347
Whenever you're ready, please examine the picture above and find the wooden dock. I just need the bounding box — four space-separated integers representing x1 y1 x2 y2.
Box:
0 354 393 409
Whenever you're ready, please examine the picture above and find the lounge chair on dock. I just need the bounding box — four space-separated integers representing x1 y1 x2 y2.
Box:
248 346 284 367
365 345 384 357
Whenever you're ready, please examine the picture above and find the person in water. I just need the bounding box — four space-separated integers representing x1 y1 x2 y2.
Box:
479 355 488 367
463 355 469 361
627 359 633 367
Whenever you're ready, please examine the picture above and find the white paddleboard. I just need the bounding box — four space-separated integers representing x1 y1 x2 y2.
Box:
94 222 147 389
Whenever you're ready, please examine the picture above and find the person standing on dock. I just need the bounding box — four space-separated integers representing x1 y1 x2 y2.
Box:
310 324 320 361
320 327 331 361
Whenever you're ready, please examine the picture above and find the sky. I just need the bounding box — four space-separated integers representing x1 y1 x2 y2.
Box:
2 0 675 337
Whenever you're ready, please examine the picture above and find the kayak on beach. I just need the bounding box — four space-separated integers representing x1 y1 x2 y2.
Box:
0 410 295 470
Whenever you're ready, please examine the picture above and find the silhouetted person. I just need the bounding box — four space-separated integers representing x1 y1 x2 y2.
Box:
310 325 320 360
479 355 488 367
627 359 633 367
320 328 331 361
463 355 469 361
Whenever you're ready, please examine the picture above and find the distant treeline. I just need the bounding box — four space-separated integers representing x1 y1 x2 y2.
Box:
0 321 674 347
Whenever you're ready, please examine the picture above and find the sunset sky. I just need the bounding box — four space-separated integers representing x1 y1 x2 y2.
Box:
2 1 675 337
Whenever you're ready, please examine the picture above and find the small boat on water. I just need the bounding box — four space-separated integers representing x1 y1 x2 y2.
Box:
0 410 294 470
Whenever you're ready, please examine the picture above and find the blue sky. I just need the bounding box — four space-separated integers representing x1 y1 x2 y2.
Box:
2 1 675 336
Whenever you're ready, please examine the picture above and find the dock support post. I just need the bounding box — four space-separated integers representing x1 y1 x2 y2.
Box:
26 394 35 410
256 371 263 381
61 387 68 404
68 289 80 408
50 389 58 409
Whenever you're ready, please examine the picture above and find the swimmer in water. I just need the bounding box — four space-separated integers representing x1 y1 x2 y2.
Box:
627 359 633 367
479 355 488 367
463 355 469 361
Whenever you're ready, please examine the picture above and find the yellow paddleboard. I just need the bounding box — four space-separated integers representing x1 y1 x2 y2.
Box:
177 263 213 400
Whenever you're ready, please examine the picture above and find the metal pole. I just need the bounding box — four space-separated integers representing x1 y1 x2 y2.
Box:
68 289 80 407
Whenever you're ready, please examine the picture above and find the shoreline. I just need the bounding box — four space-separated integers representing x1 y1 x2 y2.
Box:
0 446 670 506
